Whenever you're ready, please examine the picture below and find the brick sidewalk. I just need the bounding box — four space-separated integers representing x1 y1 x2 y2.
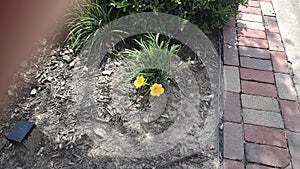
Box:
222 0 300 168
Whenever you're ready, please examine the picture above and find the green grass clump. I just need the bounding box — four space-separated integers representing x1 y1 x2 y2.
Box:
66 0 112 51
121 34 180 96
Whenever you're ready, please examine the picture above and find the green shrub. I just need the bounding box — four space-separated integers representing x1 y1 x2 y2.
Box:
108 0 248 33
66 0 248 51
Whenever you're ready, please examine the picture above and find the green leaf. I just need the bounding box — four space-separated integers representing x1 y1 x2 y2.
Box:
68 162 76 166
161 114 170 119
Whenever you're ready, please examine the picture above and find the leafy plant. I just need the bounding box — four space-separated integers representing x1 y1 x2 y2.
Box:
65 0 114 51
66 0 248 51
122 34 180 96
109 0 248 33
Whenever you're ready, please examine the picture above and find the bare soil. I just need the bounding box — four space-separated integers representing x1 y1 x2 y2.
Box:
0 36 218 168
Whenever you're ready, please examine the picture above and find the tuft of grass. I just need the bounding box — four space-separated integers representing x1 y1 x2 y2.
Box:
65 0 112 51
121 34 180 96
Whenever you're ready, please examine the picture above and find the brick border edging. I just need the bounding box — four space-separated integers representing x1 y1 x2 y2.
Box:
222 0 300 168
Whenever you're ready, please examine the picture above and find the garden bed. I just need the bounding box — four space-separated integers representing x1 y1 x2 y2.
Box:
0 9 224 168
0 33 220 168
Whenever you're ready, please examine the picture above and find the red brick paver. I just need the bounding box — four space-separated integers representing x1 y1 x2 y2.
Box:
241 80 277 97
246 164 274 169
264 16 279 33
238 37 269 49
246 143 290 167
224 122 244 160
223 159 244 169
244 124 287 148
224 92 241 122
280 100 300 132
238 28 266 39
248 1 260 8
270 51 289 73
240 68 274 83
239 5 261 15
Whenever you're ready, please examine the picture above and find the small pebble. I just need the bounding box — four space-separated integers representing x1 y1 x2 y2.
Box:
83 66 89 72
219 124 223 130
40 38 47 46
19 61 28 68
94 128 107 138
62 55 72 63
7 90 13 96
36 147 45 156
47 77 54 82
102 70 113 76
69 58 78 68
30 88 37 96
10 113 16 120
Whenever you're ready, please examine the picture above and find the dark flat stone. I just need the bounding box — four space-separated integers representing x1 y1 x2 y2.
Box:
6 120 34 142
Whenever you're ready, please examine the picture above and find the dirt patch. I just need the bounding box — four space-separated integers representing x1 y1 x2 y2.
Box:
0 32 220 168
71 37 218 167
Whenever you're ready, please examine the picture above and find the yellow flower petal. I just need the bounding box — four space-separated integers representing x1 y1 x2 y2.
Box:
159 41 164 49
150 83 164 96
134 75 147 88
149 49 154 55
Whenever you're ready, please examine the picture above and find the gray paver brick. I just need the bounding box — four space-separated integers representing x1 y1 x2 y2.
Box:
295 85 300 105
287 132 300 169
275 73 297 100
224 66 241 92
243 109 284 128
241 94 280 112
237 13 263 22
224 92 241 122
266 32 285 51
260 2 276 16
223 122 244 160
237 20 265 31
224 44 239 66
240 57 272 71
239 46 270 59
223 26 237 45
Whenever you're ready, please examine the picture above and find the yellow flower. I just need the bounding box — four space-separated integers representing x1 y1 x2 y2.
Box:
159 41 164 49
150 83 164 96
134 75 147 88
149 49 154 55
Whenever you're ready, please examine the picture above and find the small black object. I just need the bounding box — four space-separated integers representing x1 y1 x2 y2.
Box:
6 120 34 142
